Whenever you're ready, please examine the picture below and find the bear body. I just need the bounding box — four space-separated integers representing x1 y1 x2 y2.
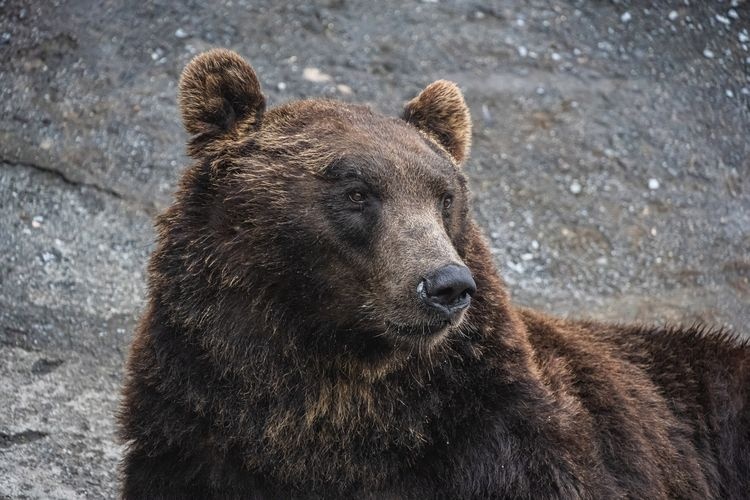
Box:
119 49 750 499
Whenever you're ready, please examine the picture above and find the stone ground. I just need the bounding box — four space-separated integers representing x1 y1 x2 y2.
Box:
0 0 748 497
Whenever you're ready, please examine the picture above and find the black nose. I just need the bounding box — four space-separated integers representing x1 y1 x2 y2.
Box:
418 264 477 318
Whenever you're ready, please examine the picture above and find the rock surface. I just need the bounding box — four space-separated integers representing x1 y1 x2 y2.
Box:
1 0 748 497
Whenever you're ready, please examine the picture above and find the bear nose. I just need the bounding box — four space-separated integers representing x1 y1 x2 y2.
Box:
418 264 477 319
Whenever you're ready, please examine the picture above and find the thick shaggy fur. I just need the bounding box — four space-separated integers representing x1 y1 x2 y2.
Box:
119 50 749 499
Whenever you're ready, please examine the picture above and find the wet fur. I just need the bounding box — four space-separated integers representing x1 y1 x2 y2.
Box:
119 50 750 499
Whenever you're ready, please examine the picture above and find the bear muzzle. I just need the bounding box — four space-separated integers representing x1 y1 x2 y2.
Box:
417 264 476 321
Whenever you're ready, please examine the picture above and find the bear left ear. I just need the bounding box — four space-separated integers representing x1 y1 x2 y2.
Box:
402 80 472 165
178 49 266 156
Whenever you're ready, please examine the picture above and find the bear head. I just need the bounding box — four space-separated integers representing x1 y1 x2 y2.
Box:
161 49 481 368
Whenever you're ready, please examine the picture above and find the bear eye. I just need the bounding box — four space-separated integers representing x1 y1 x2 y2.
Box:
348 191 366 204
442 194 453 210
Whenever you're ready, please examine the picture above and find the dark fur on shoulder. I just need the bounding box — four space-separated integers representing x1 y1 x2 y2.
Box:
119 49 749 499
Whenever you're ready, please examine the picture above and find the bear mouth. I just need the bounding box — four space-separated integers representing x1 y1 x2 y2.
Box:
386 319 453 339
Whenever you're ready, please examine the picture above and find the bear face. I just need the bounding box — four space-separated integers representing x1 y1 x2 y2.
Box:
170 49 479 363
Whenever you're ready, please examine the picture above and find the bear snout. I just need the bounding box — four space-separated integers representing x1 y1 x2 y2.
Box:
417 264 476 320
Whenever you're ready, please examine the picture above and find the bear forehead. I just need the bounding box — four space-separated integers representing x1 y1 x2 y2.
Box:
259 99 458 177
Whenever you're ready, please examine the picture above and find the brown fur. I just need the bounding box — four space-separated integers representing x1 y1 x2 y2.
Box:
179 48 266 157
119 49 749 499
403 80 472 164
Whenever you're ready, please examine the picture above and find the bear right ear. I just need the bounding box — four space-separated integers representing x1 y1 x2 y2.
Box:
178 49 266 156
402 80 472 165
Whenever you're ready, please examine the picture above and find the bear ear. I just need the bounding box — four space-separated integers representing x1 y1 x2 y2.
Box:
178 49 266 155
402 80 472 165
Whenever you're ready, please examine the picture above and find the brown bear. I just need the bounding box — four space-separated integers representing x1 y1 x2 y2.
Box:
119 49 750 499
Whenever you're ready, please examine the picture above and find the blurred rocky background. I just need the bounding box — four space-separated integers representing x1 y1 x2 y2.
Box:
1 0 748 497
